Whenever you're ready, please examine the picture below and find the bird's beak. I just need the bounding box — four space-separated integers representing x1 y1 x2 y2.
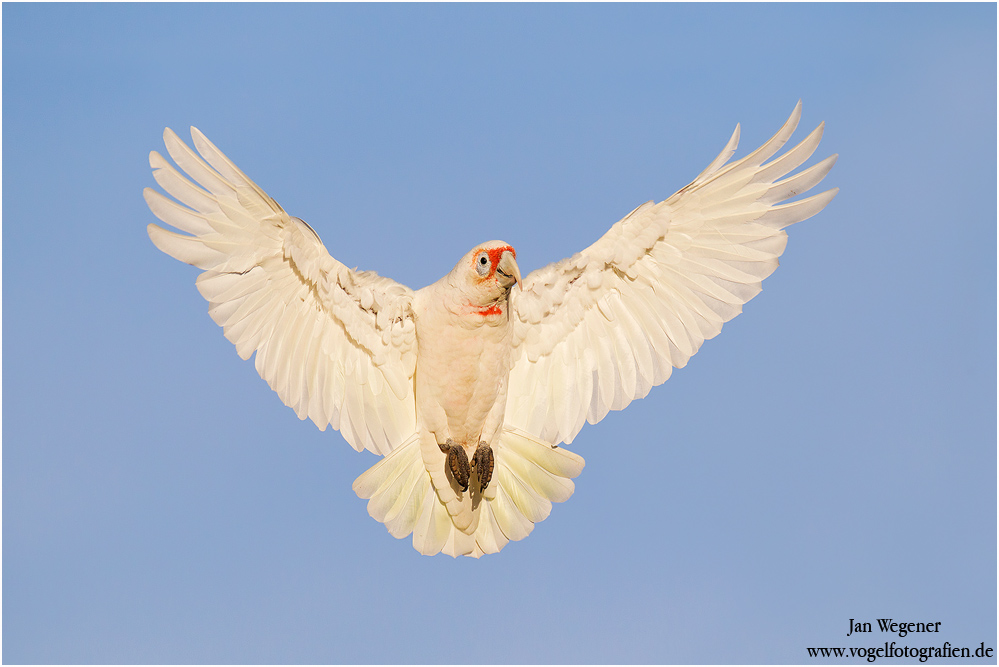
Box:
496 251 522 290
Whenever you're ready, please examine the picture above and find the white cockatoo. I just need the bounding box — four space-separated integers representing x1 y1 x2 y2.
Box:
146 102 837 557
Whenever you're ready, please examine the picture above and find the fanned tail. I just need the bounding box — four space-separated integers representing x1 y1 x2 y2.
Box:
352 428 584 557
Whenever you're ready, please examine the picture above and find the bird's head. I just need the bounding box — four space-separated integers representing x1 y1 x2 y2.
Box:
449 240 521 308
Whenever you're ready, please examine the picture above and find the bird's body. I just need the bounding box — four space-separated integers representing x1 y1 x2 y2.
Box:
146 103 837 556
413 243 517 454
414 289 511 450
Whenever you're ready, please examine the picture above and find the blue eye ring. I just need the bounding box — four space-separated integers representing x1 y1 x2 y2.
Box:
475 252 490 276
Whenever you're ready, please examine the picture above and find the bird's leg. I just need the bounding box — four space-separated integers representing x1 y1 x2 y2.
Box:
439 438 470 492
471 441 495 491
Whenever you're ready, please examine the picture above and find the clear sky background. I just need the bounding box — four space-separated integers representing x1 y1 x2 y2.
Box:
3 4 995 664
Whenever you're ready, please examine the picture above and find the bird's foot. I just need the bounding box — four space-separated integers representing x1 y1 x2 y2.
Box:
471 441 494 491
439 438 470 491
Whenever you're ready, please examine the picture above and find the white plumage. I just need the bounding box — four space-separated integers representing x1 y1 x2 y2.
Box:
146 102 837 557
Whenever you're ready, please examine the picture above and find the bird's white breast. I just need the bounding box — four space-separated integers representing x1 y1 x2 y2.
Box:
412 284 512 449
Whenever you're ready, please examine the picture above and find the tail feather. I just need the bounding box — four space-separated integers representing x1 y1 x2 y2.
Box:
496 463 551 523
441 519 477 557
352 427 584 557
352 433 420 499
383 470 427 539
468 502 505 556
413 482 451 556
489 479 535 542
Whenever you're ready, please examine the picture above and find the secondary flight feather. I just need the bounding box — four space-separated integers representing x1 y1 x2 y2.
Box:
146 102 837 557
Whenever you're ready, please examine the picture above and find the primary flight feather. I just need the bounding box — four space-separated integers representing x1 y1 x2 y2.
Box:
146 102 837 557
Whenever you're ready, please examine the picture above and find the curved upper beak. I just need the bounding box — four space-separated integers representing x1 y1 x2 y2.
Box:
496 251 522 290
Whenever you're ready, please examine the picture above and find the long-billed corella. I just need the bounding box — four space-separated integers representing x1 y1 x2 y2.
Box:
146 102 837 557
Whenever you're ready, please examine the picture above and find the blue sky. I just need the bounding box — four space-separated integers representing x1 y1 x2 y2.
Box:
3 3 995 664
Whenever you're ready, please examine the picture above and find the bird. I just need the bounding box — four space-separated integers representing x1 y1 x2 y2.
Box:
145 102 837 557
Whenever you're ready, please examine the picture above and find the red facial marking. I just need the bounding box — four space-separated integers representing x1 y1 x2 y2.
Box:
485 245 515 272
474 304 504 317
472 245 516 275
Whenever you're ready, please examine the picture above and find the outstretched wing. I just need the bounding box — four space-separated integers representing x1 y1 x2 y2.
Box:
146 128 417 456
506 102 837 445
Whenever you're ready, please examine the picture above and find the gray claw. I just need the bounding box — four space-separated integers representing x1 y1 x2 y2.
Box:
442 438 470 491
472 441 494 491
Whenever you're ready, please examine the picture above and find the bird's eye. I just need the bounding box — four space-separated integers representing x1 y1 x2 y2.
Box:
475 252 490 276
